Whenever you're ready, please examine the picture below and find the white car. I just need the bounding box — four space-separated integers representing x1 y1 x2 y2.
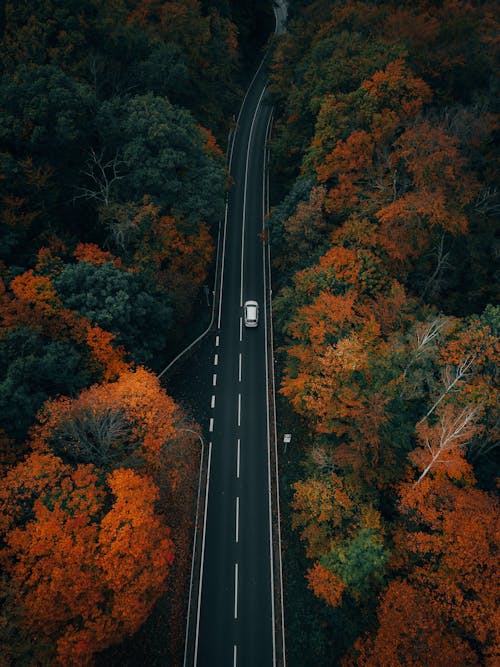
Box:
244 300 259 327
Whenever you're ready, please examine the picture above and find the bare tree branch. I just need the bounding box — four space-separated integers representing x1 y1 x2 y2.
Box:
74 148 125 207
416 404 480 484
417 355 475 424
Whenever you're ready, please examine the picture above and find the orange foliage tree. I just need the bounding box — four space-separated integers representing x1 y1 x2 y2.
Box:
345 579 479 667
30 367 179 472
0 452 174 665
394 476 499 664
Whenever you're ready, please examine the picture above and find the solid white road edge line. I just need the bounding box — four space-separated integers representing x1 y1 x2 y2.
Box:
240 84 268 308
193 441 213 666
263 107 277 667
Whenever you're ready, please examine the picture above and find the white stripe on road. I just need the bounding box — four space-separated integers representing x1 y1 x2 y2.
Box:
215 335 220 347
238 353 242 382
263 105 279 667
240 84 268 308
237 439 240 478
194 441 213 665
211 395 215 409
237 394 241 427
214 353 218 366
239 317 243 342
234 562 239 619
212 373 217 387
209 418 214 433
233 644 237 667
235 496 239 543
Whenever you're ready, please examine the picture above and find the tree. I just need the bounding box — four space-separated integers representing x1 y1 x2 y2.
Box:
394 476 500 664
30 367 179 473
345 580 479 667
54 260 174 367
0 452 175 665
96 93 225 225
0 327 91 443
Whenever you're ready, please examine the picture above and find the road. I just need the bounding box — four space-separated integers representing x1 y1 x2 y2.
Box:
193 55 277 667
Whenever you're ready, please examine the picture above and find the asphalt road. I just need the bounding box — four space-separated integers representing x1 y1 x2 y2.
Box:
194 62 276 666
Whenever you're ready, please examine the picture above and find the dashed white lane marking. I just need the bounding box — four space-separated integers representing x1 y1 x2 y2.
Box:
212 373 217 387
238 353 242 382
209 418 214 433
234 563 239 619
233 644 237 667
235 496 239 543
237 394 241 427
211 395 215 409
214 353 219 366
237 439 240 478
239 317 243 342
216 335 220 347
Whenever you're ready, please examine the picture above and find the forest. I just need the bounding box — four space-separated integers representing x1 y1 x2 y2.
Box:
268 0 499 665
0 0 273 664
0 0 498 665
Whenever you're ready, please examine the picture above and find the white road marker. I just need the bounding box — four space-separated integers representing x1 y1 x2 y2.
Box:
233 644 237 667
193 441 212 665
238 353 242 382
240 84 268 307
209 418 214 433
212 373 217 387
237 394 241 427
215 335 220 347
234 563 239 619
237 439 240 478
239 317 243 342
235 496 239 543
214 353 218 366
211 395 215 409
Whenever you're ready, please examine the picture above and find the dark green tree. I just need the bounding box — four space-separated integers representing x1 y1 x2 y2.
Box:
96 93 225 226
54 261 174 367
0 327 91 442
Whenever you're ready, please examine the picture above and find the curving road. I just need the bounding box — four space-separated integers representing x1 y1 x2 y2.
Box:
192 53 278 667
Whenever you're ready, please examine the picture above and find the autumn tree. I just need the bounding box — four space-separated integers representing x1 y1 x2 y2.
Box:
0 452 175 665
30 367 179 473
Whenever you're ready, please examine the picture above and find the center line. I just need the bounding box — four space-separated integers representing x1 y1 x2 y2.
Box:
235 496 239 543
215 335 220 347
238 353 242 382
239 317 242 342
237 394 241 427
234 563 238 619
233 644 237 667
211 395 215 409
212 373 217 387
237 439 240 478
214 353 218 366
